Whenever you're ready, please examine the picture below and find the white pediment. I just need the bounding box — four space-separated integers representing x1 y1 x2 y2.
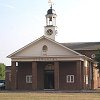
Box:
8 36 82 58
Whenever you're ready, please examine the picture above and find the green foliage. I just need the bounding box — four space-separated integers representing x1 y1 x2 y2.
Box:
0 63 5 80
95 49 100 72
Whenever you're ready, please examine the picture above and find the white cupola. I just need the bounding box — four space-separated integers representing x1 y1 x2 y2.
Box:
44 5 57 40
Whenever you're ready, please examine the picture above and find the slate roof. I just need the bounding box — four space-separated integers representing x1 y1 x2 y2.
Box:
61 42 100 50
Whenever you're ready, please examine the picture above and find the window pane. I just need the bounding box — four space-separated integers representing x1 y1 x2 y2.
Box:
71 75 74 82
68 76 70 82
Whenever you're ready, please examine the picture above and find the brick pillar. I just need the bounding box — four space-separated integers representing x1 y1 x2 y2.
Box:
88 62 91 89
83 65 86 89
54 61 59 90
76 61 82 89
91 63 94 89
11 61 16 90
32 61 37 90
80 61 85 90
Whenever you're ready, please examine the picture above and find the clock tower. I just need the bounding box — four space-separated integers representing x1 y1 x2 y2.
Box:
44 4 57 40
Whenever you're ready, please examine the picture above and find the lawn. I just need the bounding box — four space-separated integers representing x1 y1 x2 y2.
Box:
0 92 100 100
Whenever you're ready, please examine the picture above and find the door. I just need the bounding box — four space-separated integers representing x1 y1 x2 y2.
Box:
44 70 54 89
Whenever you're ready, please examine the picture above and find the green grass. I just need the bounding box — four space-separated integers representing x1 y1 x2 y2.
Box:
0 92 100 100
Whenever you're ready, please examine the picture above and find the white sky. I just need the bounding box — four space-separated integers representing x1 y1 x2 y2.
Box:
0 0 100 65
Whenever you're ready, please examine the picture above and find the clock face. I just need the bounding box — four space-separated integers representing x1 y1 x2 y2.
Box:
46 29 53 35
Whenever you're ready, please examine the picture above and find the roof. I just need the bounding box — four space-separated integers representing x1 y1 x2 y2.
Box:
61 42 100 50
47 5 56 15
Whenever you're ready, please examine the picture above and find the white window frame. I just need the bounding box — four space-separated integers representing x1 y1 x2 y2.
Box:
66 75 74 83
26 75 32 83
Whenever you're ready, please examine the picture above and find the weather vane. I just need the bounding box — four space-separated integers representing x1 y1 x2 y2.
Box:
48 0 54 7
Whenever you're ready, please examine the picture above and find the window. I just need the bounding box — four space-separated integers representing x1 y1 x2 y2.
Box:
91 54 95 58
42 45 48 55
26 75 32 83
66 75 74 83
42 45 48 52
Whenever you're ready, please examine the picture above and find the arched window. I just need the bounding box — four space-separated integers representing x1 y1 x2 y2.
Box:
42 45 48 52
42 45 48 56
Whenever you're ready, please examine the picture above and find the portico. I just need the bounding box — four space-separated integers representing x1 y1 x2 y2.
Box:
10 54 92 90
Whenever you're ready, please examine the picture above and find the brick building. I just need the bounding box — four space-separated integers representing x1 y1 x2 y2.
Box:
6 5 100 90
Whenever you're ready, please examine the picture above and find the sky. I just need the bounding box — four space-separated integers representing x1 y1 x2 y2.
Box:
0 0 100 65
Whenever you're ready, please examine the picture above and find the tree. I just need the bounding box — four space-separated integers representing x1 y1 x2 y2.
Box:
0 63 5 80
95 49 100 72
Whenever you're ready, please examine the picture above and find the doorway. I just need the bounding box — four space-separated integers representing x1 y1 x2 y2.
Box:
44 70 54 89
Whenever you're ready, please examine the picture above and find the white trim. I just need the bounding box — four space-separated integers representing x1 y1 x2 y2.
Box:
86 75 88 85
11 56 84 62
16 62 18 66
84 60 88 67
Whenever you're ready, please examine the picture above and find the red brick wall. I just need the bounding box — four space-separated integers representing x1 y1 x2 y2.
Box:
5 71 11 89
59 61 81 90
17 62 32 90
